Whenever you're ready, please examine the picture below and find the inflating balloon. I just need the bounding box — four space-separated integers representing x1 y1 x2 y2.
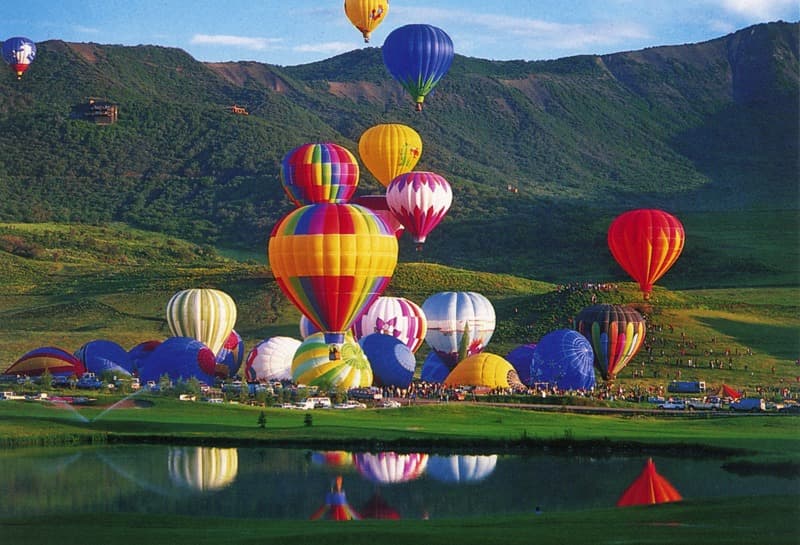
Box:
3 346 85 377
444 352 522 389
75 339 133 377
292 332 373 391
574 304 646 381
137 336 217 385
359 333 415 388
422 291 495 367
531 329 596 391
352 295 427 353
607 209 685 299
165 288 237 356
244 336 301 382
382 24 454 111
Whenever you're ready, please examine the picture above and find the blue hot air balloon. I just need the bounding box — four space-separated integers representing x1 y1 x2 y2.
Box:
420 351 449 383
505 344 536 386
382 24 454 111
531 329 596 391
75 339 133 377
137 337 216 386
359 333 416 388
2 36 36 79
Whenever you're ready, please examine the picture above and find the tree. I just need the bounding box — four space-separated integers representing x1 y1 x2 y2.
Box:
304 413 313 427
40 369 53 390
257 411 266 429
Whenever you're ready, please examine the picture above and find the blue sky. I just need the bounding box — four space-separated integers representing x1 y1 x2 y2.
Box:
3 0 798 66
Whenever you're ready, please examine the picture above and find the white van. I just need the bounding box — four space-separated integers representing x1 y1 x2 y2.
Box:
307 396 332 409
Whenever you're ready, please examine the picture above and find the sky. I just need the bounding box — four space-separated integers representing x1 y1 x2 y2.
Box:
3 0 798 67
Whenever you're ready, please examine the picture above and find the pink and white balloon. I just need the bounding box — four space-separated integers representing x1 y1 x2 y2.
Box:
244 336 301 382
386 171 452 248
351 296 427 353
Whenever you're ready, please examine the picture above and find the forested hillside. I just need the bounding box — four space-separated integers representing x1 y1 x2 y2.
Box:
0 21 796 285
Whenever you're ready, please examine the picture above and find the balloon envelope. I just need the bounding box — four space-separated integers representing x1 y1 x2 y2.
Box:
165 288 237 356
352 296 427 353
128 340 162 374
422 291 495 367
2 37 36 79
214 329 245 378
4 346 85 377
75 339 132 377
292 332 373 391
574 304 646 381
444 352 521 389
353 452 428 484
426 455 498 484
386 171 453 246
358 124 422 187
505 344 536 386
168 447 238 492
382 24 454 110
244 336 301 382
531 329 596 391
607 209 685 299
359 333 416 388
344 0 388 43
269 203 398 347
280 142 359 206
420 351 449 384
137 336 216 385
351 195 405 239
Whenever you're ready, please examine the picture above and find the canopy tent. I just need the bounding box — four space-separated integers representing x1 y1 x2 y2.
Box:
616 458 682 507
721 384 742 400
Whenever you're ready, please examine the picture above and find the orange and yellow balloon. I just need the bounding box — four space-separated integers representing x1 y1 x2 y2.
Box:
268 203 398 355
344 0 389 43
607 209 685 299
358 123 422 187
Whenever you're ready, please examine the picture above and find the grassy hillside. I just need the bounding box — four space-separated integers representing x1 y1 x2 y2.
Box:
0 23 796 279
0 222 797 398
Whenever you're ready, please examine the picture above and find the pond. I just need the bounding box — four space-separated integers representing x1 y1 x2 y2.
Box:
1 445 796 520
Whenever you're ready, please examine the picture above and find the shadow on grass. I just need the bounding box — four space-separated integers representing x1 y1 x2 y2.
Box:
694 315 800 360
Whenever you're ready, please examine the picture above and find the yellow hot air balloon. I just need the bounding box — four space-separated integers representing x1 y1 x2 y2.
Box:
165 288 237 355
444 353 522 389
344 0 389 43
358 123 422 187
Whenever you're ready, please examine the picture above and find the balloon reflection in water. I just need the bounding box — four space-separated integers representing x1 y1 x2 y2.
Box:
310 475 361 521
310 451 354 471
353 452 428 484
167 447 239 492
426 455 498 484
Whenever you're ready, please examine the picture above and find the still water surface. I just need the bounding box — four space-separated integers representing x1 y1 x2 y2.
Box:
2 445 796 520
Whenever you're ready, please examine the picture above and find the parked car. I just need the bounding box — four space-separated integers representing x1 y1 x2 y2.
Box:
380 399 402 408
658 399 686 410
779 403 800 413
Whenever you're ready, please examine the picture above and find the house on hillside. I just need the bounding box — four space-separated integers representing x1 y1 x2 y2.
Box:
72 98 119 124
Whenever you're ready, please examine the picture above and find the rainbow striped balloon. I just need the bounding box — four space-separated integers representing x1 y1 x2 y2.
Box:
281 142 360 206
269 203 398 347
292 332 372 391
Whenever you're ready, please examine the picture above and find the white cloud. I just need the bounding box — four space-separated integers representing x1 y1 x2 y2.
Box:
190 34 281 51
293 41 354 54
717 0 798 19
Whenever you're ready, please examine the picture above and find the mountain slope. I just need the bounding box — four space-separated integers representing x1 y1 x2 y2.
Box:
0 22 796 285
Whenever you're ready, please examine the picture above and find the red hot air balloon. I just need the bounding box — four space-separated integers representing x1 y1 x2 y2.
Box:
607 209 685 299
280 143 360 206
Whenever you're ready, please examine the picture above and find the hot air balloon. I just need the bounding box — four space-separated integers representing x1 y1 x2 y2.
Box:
299 314 321 339
359 333 416 388
422 291 495 368
310 475 361 521
574 304 646 382
420 351 450 383
128 340 162 374
269 203 398 357
352 194 405 239
74 339 132 377
426 455 498 484
382 24 454 111
352 296 427 353
168 447 239 492
2 37 36 79
3 346 85 378
386 171 453 249
344 0 388 43
444 352 522 389
530 329 596 391
353 451 428 484
292 332 373 391
358 123 422 187
244 336 301 382
310 451 354 471
137 337 217 385
280 142 359 206
505 343 537 387
616 458 682 507
165 288 237 356
607 209 685 299
214 329 244 378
